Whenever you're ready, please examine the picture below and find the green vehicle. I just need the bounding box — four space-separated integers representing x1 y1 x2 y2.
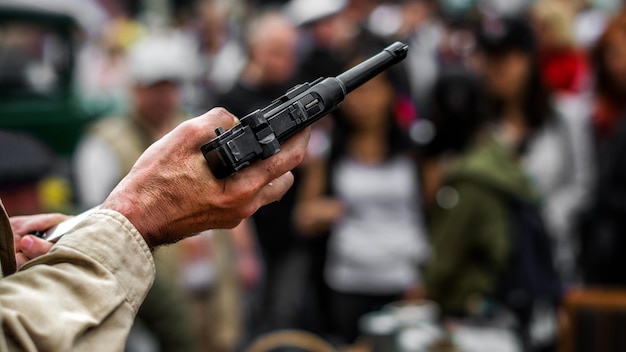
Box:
0 3 99 156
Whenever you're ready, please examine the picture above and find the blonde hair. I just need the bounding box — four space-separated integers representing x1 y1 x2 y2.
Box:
531 0 577 49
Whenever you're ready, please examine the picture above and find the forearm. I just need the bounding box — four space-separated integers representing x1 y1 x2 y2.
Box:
0 210 155 351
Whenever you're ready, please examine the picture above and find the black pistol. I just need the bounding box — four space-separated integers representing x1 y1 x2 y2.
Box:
201 41 409 179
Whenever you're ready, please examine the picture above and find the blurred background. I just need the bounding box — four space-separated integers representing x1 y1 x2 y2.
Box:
1 0 626 351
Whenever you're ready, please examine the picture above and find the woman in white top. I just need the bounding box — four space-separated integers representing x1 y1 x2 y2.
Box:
295 54 429 344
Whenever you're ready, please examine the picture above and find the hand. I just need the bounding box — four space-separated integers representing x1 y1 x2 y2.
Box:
237 250 261 290
403 284 426 301
102 108 309 247
10 213 69 267
295 197 346 236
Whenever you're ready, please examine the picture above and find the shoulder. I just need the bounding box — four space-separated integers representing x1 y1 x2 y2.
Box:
86 116 132 142
436 179 504 214
446 134 538 201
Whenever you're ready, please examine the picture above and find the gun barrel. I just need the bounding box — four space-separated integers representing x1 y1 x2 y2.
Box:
336 41 409 94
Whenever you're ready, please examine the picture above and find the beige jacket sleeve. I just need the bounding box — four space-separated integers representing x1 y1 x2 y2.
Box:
0 209 155 352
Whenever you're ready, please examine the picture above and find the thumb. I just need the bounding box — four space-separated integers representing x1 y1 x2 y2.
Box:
20 235 54 261
187 107 238 148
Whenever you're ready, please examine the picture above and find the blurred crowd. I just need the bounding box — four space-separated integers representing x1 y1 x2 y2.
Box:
2 0 626 351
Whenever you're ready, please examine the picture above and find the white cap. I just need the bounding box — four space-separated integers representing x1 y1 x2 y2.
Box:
128 32 200 86
283 0 347 27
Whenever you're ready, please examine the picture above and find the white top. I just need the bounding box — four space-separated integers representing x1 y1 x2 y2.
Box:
325 155 429 294
522 95 595 282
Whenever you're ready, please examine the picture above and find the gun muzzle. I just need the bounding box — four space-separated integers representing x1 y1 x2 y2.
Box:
336 41 409 94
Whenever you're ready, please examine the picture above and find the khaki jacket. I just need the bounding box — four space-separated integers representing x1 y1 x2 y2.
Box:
0 201 155 351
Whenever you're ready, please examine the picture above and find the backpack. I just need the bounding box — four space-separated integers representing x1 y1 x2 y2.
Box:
494 199 562 343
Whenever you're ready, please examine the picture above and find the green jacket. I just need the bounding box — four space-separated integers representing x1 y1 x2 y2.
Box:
424 134 539 315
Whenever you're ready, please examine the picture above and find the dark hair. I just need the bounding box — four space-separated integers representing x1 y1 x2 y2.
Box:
328 69 413 164
477 16 553 131
592 11 626 104
424 66 485 157
329 107 413 164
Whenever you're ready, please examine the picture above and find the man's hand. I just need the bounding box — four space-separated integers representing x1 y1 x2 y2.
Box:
102 108 310 247
10 213 69 267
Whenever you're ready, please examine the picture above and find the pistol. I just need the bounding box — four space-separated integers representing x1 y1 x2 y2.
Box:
201 41 409 179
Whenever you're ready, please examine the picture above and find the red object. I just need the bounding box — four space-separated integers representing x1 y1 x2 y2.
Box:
592 97 622 139
394 93 418 130
540 49 590 95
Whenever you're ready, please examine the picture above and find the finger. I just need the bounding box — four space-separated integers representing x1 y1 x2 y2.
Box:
265 127 311 176
10 213 70 237
254 172 295 207
20 235 54 261
231 128 310 190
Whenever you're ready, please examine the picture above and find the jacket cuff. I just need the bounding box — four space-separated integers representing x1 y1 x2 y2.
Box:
54 209 155 311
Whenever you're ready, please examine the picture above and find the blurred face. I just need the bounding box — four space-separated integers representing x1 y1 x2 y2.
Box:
132 81 181 126
481 50 530 101
532 17 556 51
604 31 626 93
341 73 394 131
312 14 346 48
251 27 298 85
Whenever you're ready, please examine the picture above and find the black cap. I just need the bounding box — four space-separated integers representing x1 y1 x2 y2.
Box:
476 16 536 55
0 131 53 189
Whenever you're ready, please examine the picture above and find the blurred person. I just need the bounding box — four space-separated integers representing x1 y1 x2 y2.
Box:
216 11 309 338
424 16 562 349
192 0 246 110
0 107 309 351
0 132 54 217
216 11 300 117
283 0 349 168
75 31 199 352
74 33 244 352
589 10 626 138
479 0 529 16
419 67 485 209
579 10 626 285
483 12 593 284
525 1 596 284
74 32 198 208
295 56 429 345
76 9 146 116
285 0 416 142
530 0 591 96
572 0 612 49
342 0 380 27
366 0 443 116
284 0 350 80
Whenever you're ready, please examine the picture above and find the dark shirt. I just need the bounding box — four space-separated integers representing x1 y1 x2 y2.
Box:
216 79 298 119
216 78 301 255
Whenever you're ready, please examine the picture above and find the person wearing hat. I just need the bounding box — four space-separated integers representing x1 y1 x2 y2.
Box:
73 33 201 351
74 32 200 209
0 108 309 351
423 16 562 347
73 33 253 351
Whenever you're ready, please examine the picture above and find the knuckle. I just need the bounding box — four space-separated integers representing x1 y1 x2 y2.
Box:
239 203 258 219
294 146 306 164
210 106 229 115
176 119 200 140
210 107 236 123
